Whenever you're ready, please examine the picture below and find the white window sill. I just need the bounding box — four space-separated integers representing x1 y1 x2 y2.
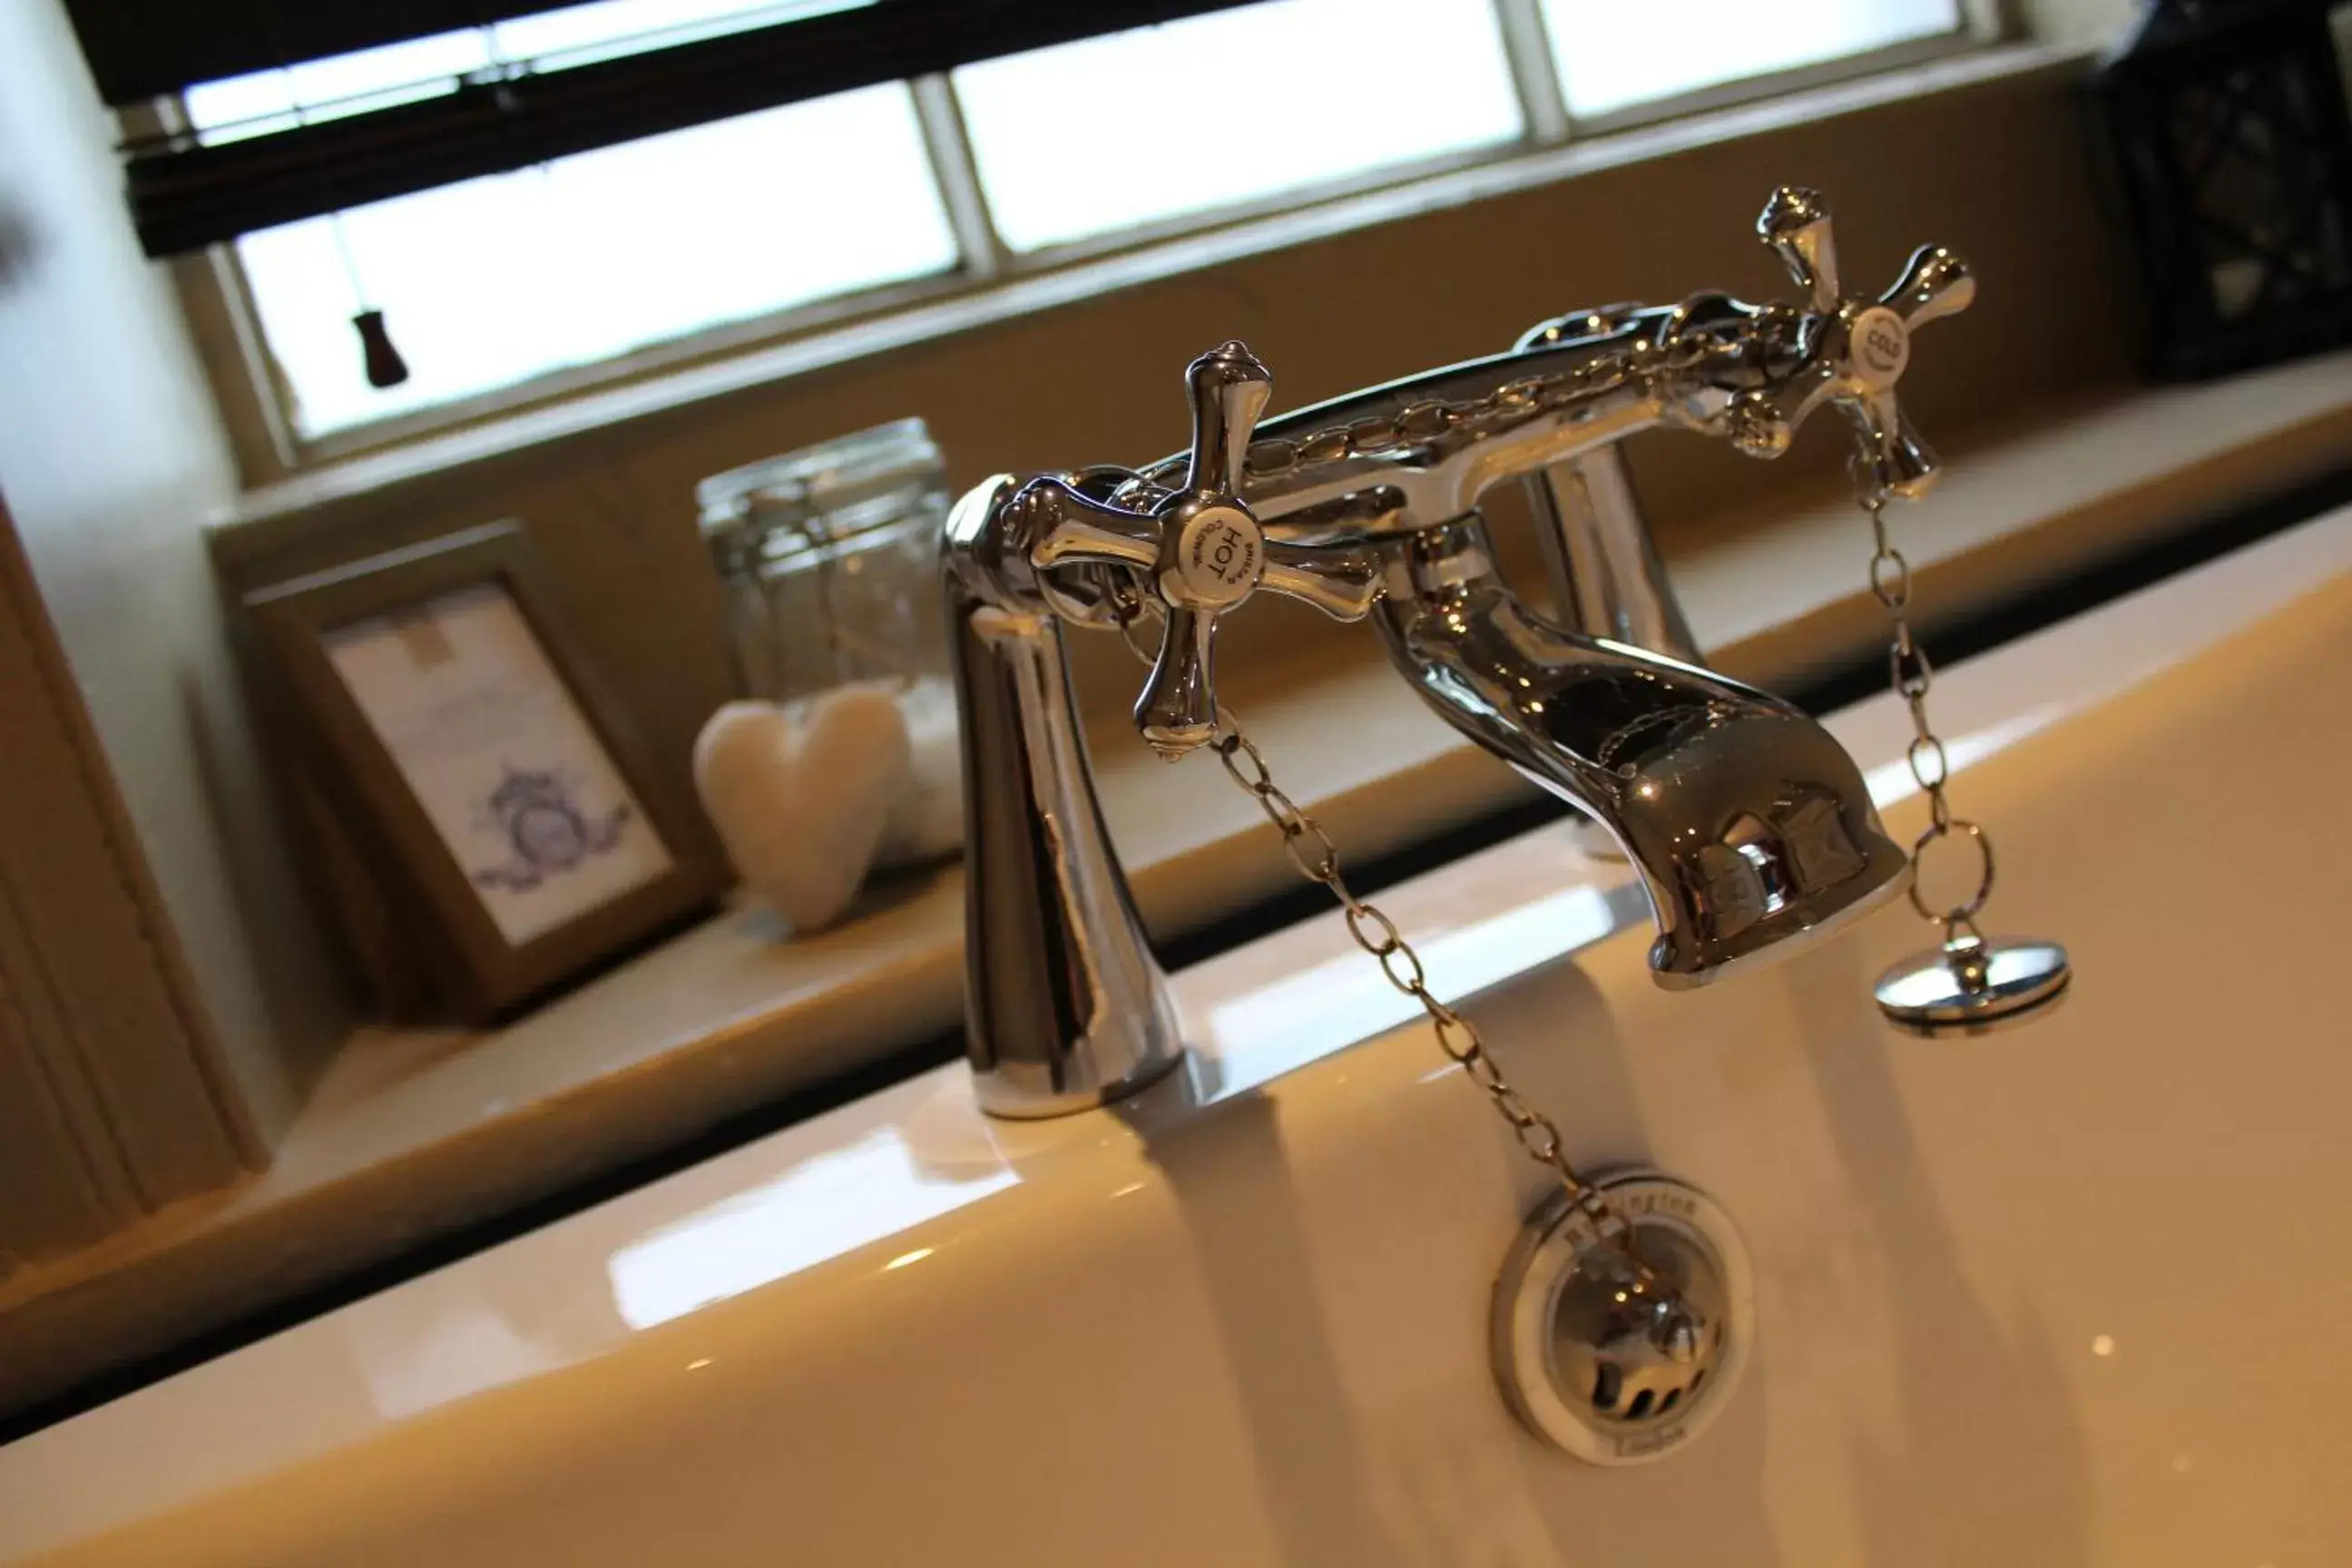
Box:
7 348 2346 1422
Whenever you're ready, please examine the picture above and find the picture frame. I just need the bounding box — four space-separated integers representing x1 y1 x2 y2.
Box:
245 521 720 1021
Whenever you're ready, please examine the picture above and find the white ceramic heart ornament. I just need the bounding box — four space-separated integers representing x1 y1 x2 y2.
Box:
692 685 912 932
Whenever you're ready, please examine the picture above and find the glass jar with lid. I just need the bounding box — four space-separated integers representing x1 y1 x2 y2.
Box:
697 417 952 703
697 418 960 868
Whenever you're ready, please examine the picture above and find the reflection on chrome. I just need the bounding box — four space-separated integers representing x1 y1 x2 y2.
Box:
608 1130 1018 1330
1376 517 1910 990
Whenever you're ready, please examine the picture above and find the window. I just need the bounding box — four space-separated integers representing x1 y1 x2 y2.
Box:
1536 0 1962 120
950 0 1523 252
181 3 951 438
173 0 1980 452
214 91 953 436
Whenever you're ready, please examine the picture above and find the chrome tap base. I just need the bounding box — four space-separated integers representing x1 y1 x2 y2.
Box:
945 478 1186 1118
1492 1171 1754 1465
1875 936 2073 1036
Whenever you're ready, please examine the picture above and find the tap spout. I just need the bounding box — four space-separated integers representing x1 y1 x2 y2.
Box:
1373 515 1910 987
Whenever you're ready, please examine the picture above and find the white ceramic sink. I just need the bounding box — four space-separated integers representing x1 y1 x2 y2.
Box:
5 507 2349 1566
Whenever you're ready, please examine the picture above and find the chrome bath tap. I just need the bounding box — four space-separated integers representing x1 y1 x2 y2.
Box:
945 189 1971 1118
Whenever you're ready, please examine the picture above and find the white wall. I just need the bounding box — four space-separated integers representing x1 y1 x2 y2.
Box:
0 0 346 1138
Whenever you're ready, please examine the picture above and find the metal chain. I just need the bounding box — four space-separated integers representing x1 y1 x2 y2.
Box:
1863 495 1994 955
1109 587 1635 1246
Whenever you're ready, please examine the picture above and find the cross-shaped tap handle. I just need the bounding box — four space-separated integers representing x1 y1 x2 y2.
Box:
1726 187 1976 502
1014 341 1380 758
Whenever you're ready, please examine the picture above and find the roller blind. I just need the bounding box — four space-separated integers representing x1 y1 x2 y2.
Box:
64 0 1263 256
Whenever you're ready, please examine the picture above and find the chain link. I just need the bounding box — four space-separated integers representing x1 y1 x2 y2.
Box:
1863 497 1995 949
1109 591 1633 1246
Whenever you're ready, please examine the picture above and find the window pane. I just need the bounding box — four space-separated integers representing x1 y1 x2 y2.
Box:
954 0 1523 253
1539 0 1961 121
230 85 956 436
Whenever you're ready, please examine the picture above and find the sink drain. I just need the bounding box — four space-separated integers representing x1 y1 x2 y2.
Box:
1491 1171 1754 1465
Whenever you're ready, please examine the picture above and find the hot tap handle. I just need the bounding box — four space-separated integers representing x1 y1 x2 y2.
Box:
1730 188 1975 503
1183 339 1267 496
1019 340 1378 758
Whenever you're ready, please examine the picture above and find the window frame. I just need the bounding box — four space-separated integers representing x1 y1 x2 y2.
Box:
163 0 2004 486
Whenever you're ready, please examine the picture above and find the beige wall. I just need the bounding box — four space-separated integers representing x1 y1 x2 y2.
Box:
212 53 2141 891
0 0 347 1138
2009 0 2137 46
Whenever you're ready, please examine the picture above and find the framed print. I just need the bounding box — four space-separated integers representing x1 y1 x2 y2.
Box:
246 522 719 1020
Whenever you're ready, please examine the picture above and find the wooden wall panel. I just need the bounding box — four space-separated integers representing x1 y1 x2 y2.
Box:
0 498 254 1264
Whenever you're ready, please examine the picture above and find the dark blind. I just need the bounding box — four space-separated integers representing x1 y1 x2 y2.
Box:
66 0 603 103
70 0 1265 257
